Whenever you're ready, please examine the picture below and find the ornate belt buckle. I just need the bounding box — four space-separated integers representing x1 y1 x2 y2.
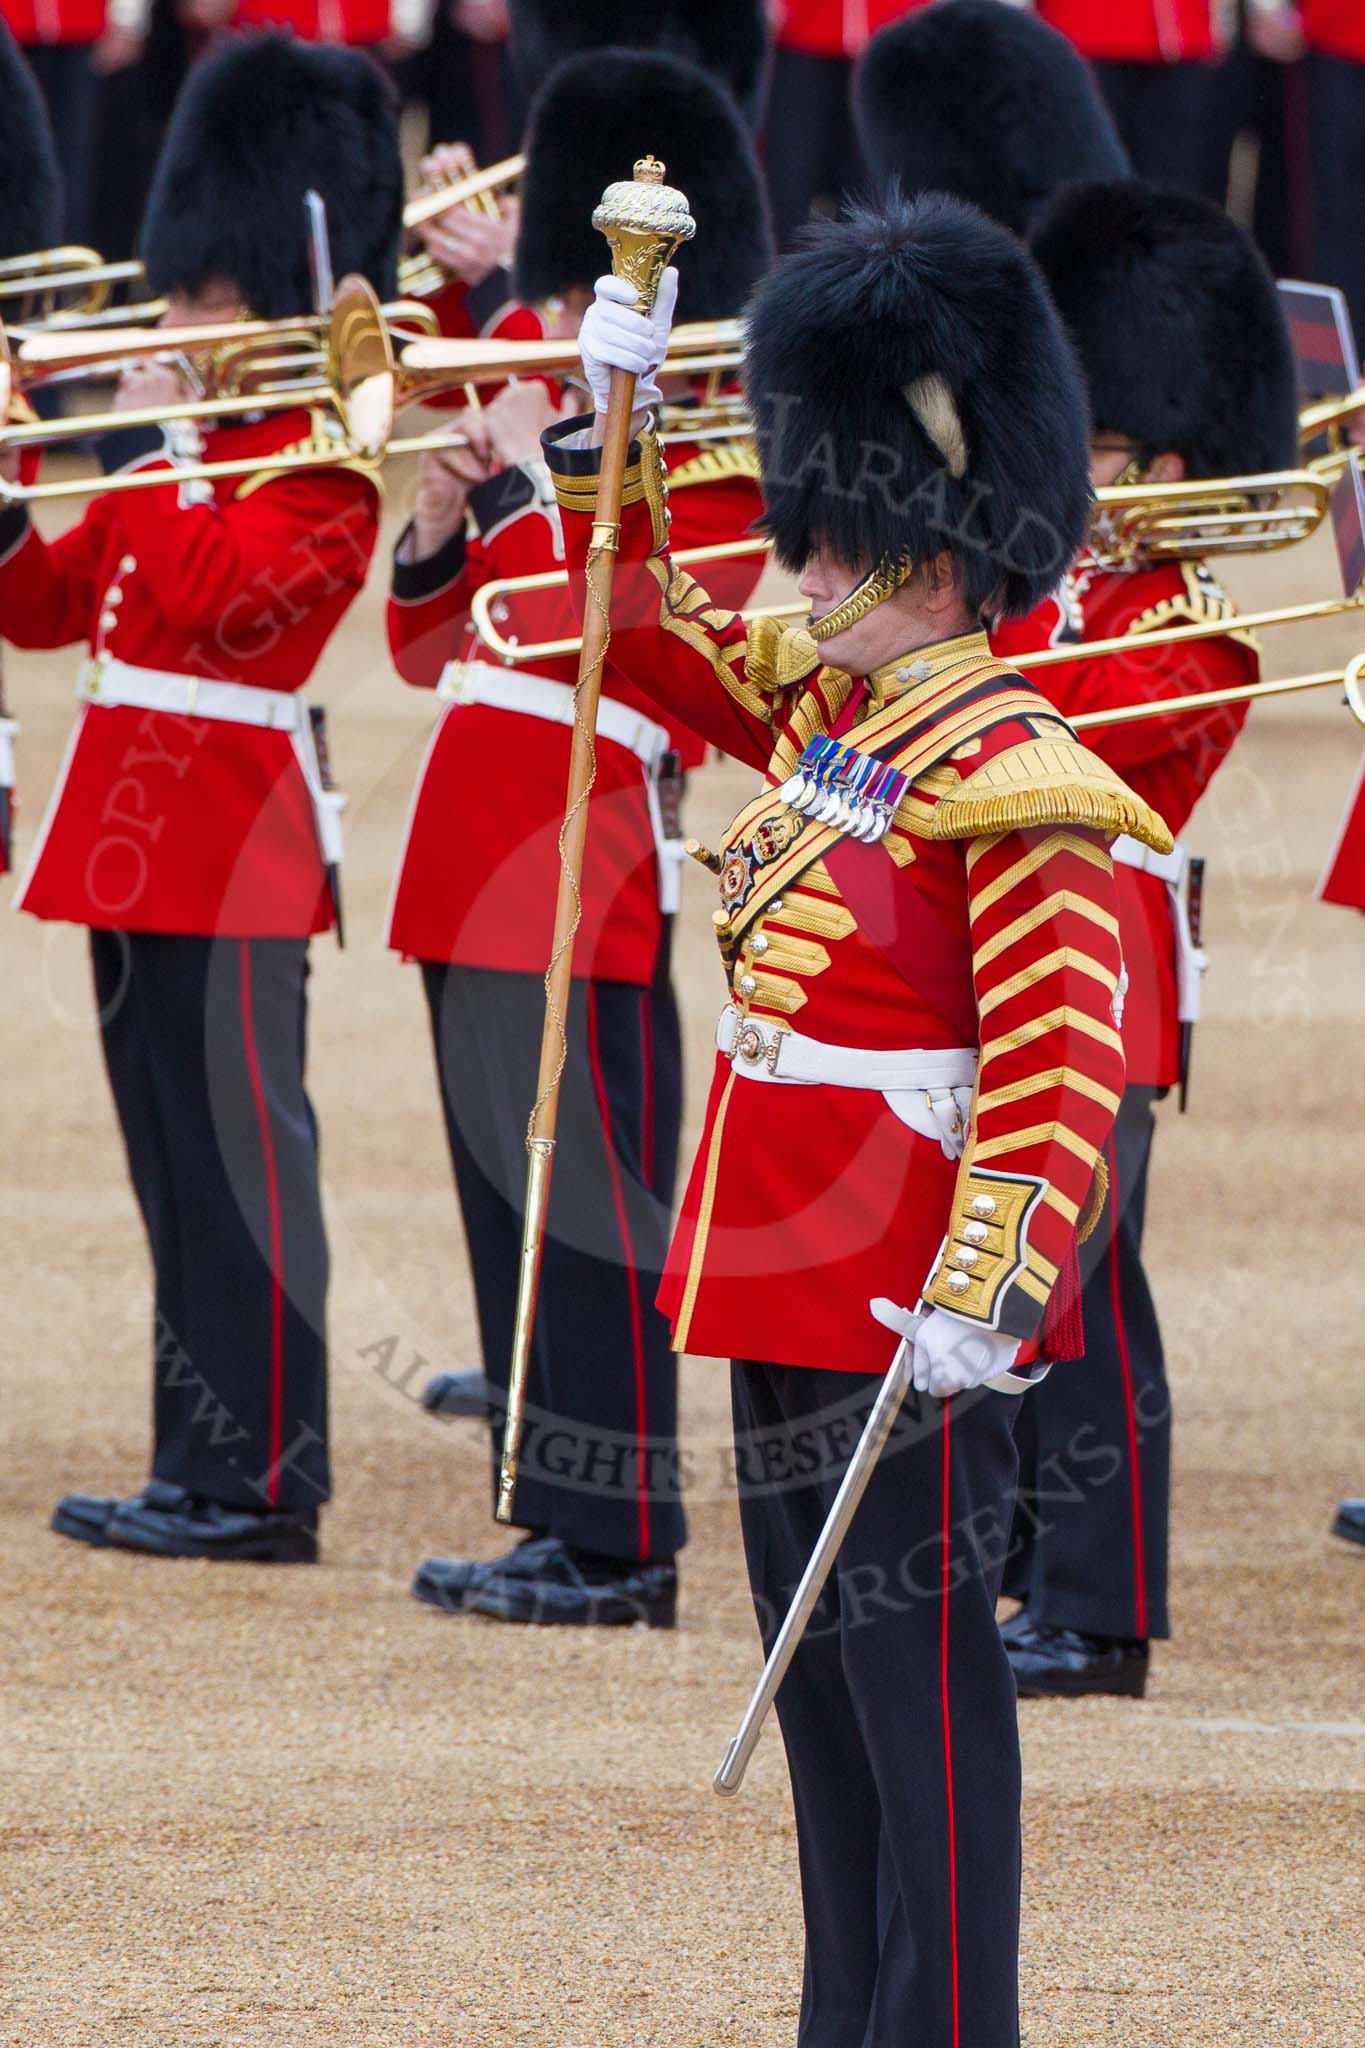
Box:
735 1023 765 1065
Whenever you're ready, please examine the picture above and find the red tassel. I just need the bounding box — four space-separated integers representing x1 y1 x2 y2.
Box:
1042 1238 1085 1362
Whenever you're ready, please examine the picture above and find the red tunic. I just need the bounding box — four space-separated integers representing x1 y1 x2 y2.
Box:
544 418 1170 1375
994 559 1255 1087
1036 0 1216 64
776 0 932 60
1 0 113 43
228 0 396 43
1301 0 1365 62
1318 756 1365 909
0 409 378 936
385 306 765 983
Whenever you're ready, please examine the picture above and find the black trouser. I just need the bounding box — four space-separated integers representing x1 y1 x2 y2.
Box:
1093 59 1217 193
91 930 329 1513
762 45 868 252
733 1360 1022 2048
422 938 686 1564
1004 1086 1171 1641
1306 52 1365 348
25 43 99 244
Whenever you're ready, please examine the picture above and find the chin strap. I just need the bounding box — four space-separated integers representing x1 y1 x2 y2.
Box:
808 555 917 643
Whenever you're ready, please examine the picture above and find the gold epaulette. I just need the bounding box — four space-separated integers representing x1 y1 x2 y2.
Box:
234 408 383 499
929 732 1174 853
666 439 762 492
1128 560 1260 655
743 614 828 695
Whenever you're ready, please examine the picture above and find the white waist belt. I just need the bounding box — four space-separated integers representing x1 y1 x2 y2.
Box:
0 715 16 790
1111 832 1187 885
1110 833 1205 1024
716 1005 977 1160
77 655 345 867
439 658 686 914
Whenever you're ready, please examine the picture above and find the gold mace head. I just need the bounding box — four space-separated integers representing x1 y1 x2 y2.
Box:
591 155 696 315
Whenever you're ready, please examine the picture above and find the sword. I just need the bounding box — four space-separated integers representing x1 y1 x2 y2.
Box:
714 1319 922 1796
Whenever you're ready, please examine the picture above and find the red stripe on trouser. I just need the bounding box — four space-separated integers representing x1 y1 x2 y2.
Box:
1105 1134 1148 1638
940 1401 961 2048
638 989 655 1190
239 941 286 1508
585 985 651 1559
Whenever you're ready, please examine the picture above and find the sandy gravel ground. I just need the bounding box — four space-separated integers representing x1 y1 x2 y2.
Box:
1 487 1362 2048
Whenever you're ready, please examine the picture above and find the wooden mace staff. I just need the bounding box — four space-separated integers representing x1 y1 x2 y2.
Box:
497 157 696 1522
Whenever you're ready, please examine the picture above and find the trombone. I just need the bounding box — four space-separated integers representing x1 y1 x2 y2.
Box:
466 469 1343 665
0 275 399 498
0 311 743 497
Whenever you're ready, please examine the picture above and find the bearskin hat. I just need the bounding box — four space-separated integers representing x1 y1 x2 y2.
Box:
855 0 1128 239
745 195 1091 620
1029 180 1300 479
0 22 61 260
507 0 768 122
515 51 772 321
140 33 403 320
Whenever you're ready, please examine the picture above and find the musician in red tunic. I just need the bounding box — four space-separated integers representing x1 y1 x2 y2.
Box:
548 193 1168 2046
0 34 403 1562
387 40 772 1625
992 180 1299 1695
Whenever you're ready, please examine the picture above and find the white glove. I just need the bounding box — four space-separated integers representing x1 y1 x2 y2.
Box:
870 1298 1022 1399
577 267 679 412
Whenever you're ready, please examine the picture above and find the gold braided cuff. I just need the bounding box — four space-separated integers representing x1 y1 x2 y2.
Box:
926 1168 1047 1332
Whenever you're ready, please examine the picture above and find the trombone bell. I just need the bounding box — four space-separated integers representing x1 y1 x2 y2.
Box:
327 275 395 463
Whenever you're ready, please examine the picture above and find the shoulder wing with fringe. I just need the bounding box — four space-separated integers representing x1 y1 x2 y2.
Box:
928 716 1174 854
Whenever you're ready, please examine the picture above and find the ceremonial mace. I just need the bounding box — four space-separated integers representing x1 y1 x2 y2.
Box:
496 159 696 1523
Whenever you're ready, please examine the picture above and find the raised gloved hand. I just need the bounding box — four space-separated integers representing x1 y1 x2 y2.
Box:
577 267 679 412
870 1299 1022 1399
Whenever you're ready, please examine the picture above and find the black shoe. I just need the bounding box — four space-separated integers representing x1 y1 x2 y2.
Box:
1007 1619 1149 1699
1331 1498 1365 1548
415 1534 678 1628
420 1370 499 1418
410 1529 547 1612
104 1488 319 1563
51 1480 189 1550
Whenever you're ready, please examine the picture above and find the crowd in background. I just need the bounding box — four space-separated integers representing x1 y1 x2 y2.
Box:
5 0 1364 342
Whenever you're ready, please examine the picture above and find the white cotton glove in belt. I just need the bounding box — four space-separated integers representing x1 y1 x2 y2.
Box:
870 1299 1023 1399
577 267 679 412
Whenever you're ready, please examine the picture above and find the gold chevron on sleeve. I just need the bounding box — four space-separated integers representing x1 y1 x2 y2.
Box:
970 1120 1104 1169
666 439 762 491
967 830 1114 918
974 946 1119 1021
975 1065 1123 1119
980 1004 1124 1064
972 889 1120 970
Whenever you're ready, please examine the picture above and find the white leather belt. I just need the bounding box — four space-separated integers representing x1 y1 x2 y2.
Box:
439 658 686 913
80 655 304 731
1111 832 1187 885
1110 832 1205 1023
77 655 345 867
716 1005 977 1159
0 715 16 789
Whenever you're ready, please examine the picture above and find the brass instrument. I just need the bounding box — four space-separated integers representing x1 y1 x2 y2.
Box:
0 245 150 323
0 275 396 500
0 304 738 494
1299 387 1365 484
397 152 526 300
0 287 444 499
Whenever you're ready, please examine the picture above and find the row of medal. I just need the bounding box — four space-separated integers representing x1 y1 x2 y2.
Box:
777 735 911 844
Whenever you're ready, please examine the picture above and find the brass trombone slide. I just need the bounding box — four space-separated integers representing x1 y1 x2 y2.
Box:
0 276 396 500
